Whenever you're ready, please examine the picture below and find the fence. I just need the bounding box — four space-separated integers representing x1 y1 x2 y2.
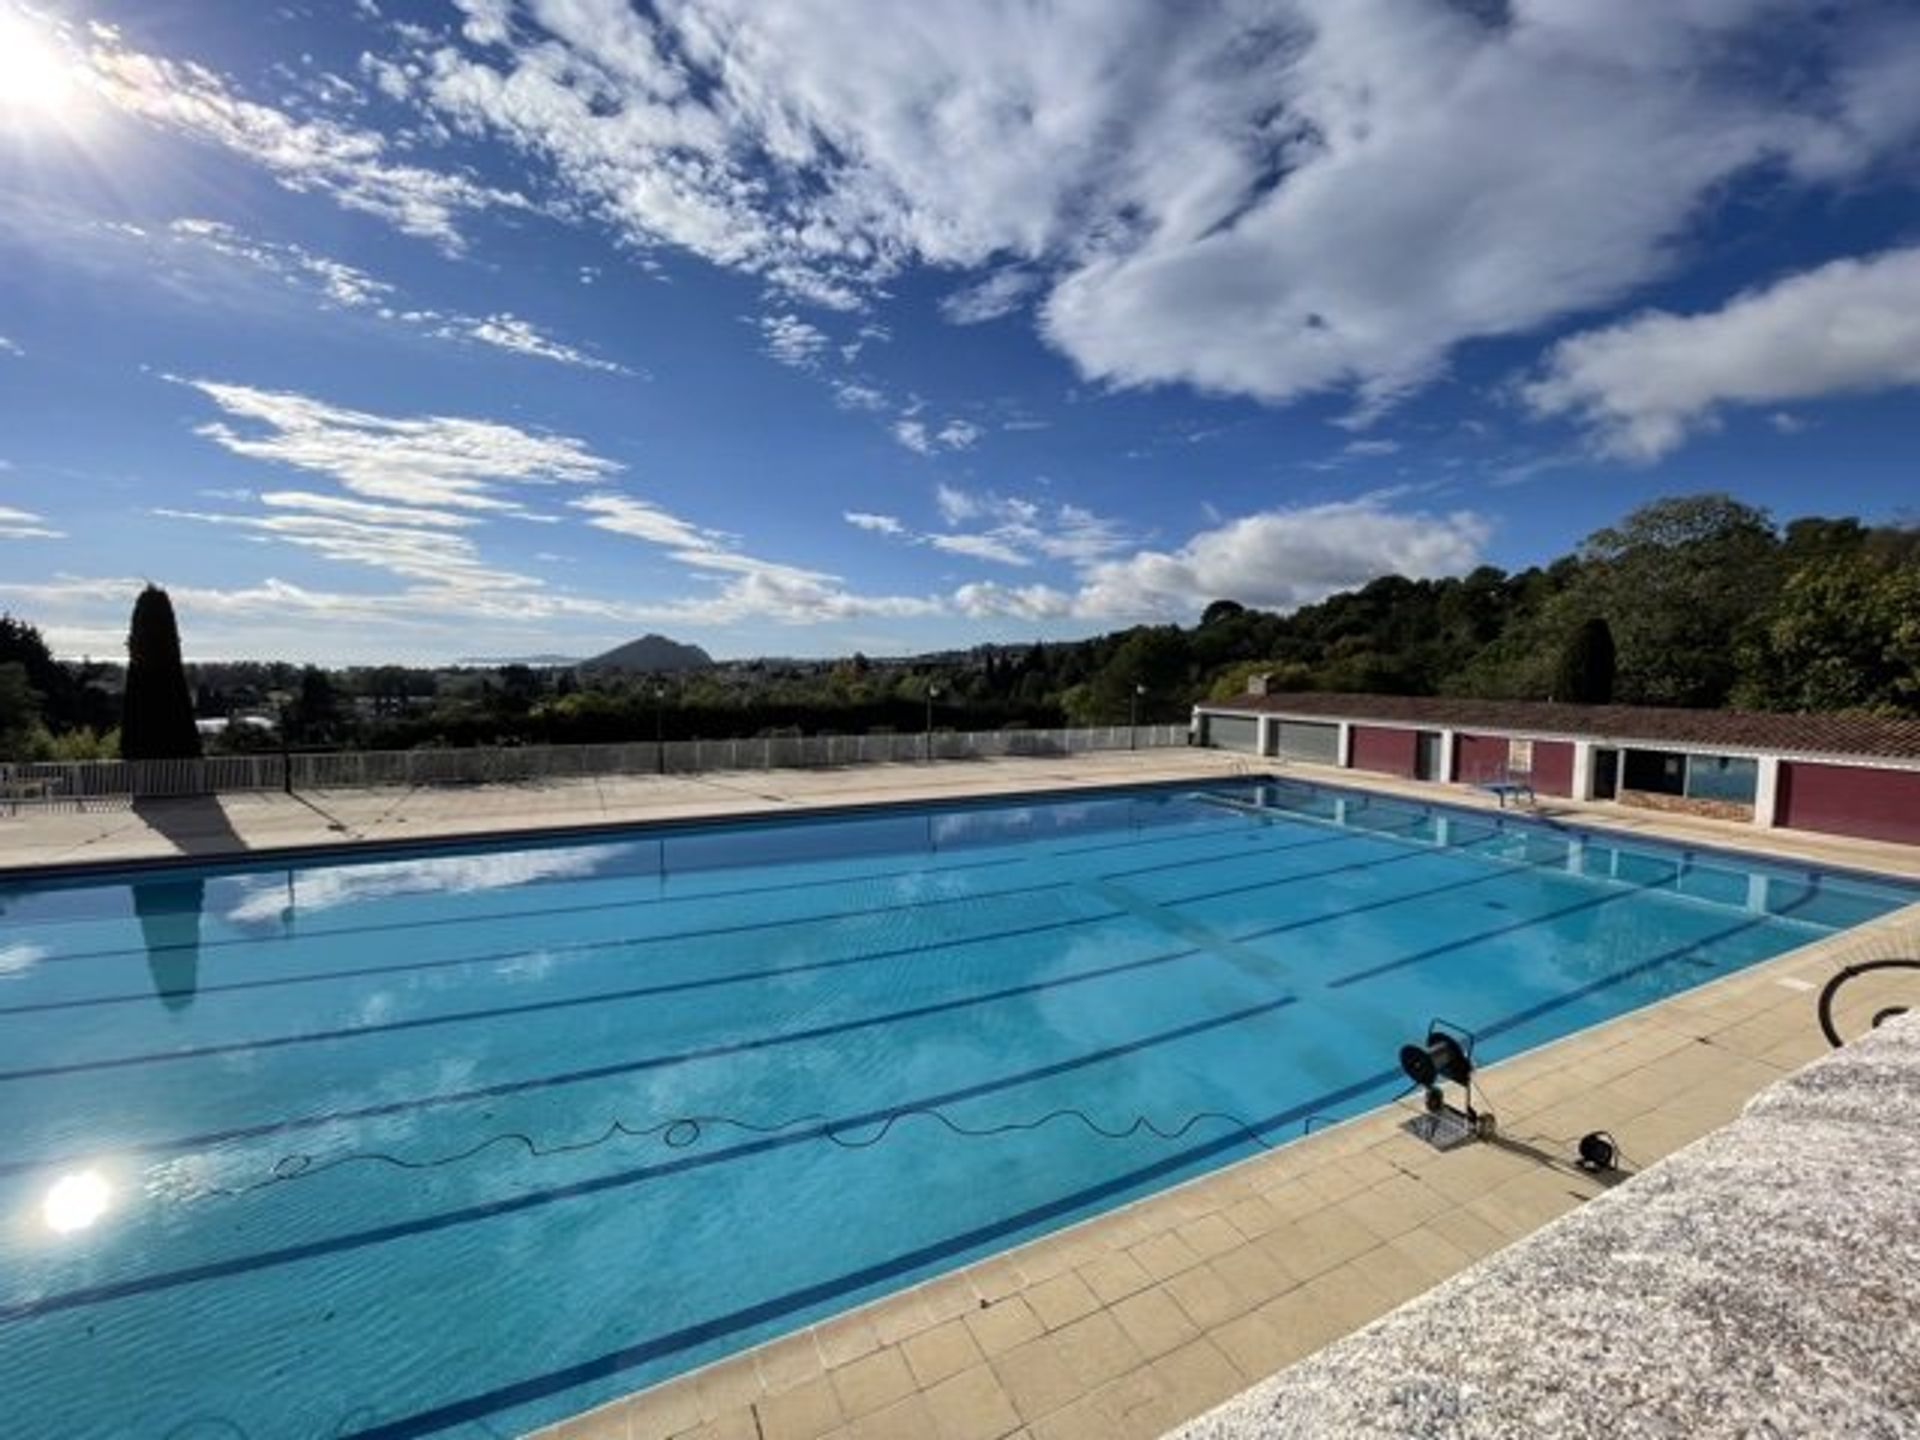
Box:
0 725 1190 805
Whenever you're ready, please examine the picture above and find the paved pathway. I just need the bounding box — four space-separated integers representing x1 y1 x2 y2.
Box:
1170 1011 1920 1440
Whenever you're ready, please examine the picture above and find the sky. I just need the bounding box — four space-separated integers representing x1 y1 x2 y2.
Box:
0 1 1917 664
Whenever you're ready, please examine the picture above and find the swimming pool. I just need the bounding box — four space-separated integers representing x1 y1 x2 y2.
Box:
2 777 1914 1437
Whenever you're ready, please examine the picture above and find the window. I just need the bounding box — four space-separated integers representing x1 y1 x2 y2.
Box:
1621 748 1758 804
1684 754 1758 804
1622 748 1687 796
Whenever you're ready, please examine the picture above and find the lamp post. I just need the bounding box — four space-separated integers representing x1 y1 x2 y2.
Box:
925 683 941 763
653 683 666 775
1130 683 1145 750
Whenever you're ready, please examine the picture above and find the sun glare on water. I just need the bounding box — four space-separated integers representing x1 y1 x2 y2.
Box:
42 1170 112 1234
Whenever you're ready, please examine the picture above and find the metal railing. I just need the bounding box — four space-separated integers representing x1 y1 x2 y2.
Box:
1 725 1190 806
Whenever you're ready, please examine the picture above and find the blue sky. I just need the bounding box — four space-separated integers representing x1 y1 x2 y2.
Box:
1 0 1917 663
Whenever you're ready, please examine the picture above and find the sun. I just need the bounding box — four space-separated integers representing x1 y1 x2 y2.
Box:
0 9 82 121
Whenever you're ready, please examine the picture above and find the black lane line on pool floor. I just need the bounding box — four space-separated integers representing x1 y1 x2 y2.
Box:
340 907 1798 1440
1322 867 1792 989
0 840 1530 1174
0 930 1210 1178
2 905 1792 1342
0 841 1439 1079
339 1069 1407 1439
11 804 1344 964
0 825 1367 1013
3 821 1367 990
0 992 1301 1325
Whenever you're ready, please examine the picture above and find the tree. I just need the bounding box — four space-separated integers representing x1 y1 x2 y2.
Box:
1199 599 1246 627
289 666 342 743
1552 618 1616 703
0 613 77 728
0 662 42 759
1737 561 1920 713
1572 493 1780 707
120 586 202 760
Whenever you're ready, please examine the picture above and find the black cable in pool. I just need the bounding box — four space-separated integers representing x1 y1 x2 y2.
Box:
197 1103 1295 1199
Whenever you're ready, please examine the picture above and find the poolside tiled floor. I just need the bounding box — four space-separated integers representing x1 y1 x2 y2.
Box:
7 748 1920 882
5 750 1917 1439
525 896 1920 1440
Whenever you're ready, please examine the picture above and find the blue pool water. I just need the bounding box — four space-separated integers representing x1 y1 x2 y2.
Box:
1 777 1914 1438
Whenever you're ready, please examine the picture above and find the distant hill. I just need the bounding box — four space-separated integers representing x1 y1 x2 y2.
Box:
584 633 715 673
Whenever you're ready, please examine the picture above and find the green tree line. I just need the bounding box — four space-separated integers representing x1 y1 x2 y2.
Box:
2 493 1916 762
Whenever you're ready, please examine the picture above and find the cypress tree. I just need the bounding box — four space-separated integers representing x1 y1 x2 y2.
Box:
120 585 203 760
1553 617 1616 704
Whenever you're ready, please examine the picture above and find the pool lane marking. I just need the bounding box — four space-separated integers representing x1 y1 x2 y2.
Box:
0 933 1214 1178
1323 870 1713 988
0 841 1434 1074
335 1064 1406 1440
330 907 1803 1440
0 828 1377 1017
0 912 1167 1084
0 993 1302 1325
1083 878 1302 985
0 843 1477 1172
0 850 1516 1177
10 821 1360 974
1 904 1799 1334
4 791 1330 956
20 858 1045 966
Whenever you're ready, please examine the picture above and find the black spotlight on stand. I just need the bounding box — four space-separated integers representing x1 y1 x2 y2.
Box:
1576 1130 1619 1173
1398 1019 1495 1149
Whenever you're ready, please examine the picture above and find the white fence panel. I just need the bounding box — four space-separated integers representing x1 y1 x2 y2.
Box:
3 723 1191 805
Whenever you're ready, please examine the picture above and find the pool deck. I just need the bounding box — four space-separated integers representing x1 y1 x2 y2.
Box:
4 749 1920 881
4 752 1918 1440
1170 1010 1920 1440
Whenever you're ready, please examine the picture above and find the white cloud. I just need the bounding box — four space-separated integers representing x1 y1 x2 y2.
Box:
1072 498 1489 619
935 483 991 526
1342 439 1401 457
1524 246 1920 460
935 419 982 451
571 492 726 553
160 219 627 372
856 485 1130 572
74 19 532 251
572 493 938 624
445 313 632 373
567 495 943 624
940 268 1040 325
375 0 1920 413
183 380 621 511
895 418 983 456
0 505 63 540
759 313 830 368
952 580 1073 620
155 505 536 591
257 490 478 528
0 335 23 357
930 533 1031 567
167 218 396 308
833 382 889 412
